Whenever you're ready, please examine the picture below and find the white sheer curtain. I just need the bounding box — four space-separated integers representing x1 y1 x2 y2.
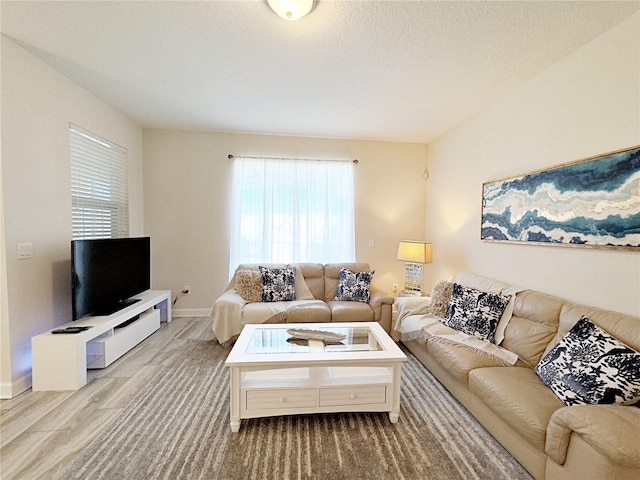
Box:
229 156 356 277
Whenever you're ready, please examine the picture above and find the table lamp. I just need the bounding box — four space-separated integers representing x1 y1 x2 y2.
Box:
397 241 432 294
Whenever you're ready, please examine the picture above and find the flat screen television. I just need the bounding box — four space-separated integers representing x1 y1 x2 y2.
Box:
71 237 151 320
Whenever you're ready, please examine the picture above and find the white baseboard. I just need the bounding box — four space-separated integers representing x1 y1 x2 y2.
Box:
0 383 12 399
171 308 210 318
1 372 32 399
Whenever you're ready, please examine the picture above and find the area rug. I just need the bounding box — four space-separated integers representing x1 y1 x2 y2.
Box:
59 340 533 480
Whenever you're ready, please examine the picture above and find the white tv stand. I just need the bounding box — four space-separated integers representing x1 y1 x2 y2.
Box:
32 290 171 391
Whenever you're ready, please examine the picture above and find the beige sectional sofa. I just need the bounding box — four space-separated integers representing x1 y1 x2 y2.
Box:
395 272 640 480
211 262 393 344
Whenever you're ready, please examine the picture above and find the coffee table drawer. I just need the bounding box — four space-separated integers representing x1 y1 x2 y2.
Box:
246 388 317 410
319 385 386 407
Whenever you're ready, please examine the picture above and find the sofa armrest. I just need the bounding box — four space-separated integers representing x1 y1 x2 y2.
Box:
394 296 432 319
211 289 247 310
369 288 393 317
369 288 393 306
210 289 247 344
546 404 640 468
368 287 394 331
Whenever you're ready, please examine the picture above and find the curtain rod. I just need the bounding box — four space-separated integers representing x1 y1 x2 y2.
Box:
228 154 358 164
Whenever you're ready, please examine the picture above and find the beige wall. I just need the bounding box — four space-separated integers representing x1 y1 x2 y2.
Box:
0 36 144 397
425 13 640 317
143 129 428 313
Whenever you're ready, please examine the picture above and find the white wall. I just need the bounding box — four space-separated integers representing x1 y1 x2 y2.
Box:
143 129 428 313
0 36 144 397
425 13 640 317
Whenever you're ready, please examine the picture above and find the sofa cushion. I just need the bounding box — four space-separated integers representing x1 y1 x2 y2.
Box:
334 267 375 303
328 301 374 322
259 266 296 302
293 265 315 300
536 316 640 406
425 335 521 385
286 301 331 323
546 302 640 358
453 272 513 296
298 263 324 300
240 301 288 323
469 367 565 450
442 283 510 343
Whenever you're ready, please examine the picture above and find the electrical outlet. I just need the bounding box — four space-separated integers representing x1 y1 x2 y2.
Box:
183 285 191 294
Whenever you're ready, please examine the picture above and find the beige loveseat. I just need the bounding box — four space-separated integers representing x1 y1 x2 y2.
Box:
395 272 640 480
211 263 393 344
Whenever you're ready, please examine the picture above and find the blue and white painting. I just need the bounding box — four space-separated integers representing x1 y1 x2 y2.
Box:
481 146 640 249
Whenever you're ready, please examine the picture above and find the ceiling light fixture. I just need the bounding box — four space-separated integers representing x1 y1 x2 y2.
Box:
267 0 313 21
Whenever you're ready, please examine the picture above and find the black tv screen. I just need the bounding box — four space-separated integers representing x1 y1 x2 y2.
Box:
71 237 151 320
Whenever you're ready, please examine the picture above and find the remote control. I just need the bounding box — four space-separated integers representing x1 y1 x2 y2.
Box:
51 326 91 334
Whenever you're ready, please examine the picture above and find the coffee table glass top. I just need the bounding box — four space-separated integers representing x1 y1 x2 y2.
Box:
245 325 382 355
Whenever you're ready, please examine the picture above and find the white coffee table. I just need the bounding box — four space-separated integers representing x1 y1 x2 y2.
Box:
225 322 407 432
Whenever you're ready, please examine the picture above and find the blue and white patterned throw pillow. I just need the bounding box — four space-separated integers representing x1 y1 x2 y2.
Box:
536 316 640 406
334 268 375 303
442 283 510 343
259 266 296 302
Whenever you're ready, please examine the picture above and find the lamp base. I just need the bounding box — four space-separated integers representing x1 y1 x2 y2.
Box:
403 263 423 293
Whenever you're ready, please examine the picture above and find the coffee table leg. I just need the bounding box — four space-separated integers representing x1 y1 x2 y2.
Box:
231 420 241 433
230 367 241 432
389 363 402 423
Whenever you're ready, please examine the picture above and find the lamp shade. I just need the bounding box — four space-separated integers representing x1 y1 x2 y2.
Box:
397 241 432 264
267 0 313 21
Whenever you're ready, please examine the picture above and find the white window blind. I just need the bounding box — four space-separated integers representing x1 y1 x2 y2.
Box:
70 124 129 239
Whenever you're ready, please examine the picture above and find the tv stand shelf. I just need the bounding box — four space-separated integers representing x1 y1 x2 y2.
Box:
32 290 171 391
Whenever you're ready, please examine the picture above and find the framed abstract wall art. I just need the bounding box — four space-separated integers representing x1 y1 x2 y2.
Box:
481 145 640 250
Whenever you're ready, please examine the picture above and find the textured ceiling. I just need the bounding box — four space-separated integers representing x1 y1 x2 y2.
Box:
1 1 639 143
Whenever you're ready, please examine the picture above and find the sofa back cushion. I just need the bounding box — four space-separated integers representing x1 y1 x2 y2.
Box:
323 263 372 303
453 272 512 294
542 302 640 359
502 290 563 368
298 263 325 300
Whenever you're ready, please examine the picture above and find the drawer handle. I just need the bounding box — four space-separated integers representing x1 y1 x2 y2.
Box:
279 397 286 404
349 394 357 400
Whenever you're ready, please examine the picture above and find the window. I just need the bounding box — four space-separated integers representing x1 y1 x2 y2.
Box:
70 124 128 239
229 156 355 275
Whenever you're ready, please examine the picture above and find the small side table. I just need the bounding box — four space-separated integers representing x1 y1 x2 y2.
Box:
397 289 429 298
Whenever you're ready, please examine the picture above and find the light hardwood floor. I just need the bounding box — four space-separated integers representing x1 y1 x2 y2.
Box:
0 316 213 480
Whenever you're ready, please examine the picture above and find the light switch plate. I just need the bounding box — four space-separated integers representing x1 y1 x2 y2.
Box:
17 243 33 259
